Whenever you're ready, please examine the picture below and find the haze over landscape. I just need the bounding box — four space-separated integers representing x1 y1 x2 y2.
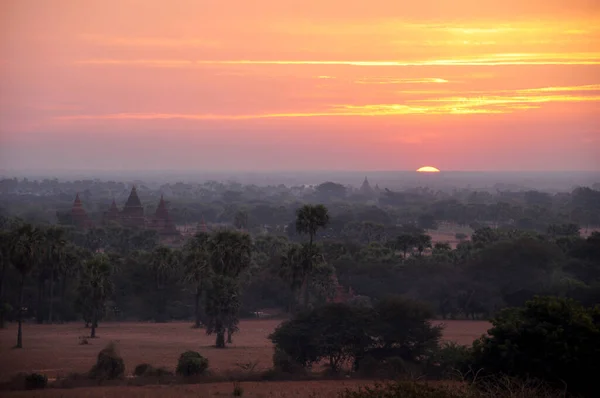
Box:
2 2 600 398
1 0 599 172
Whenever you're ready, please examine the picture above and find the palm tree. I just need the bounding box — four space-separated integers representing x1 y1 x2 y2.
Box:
10 224 44 348
0 228 17 329
150 246 178 322
182 232 211 328
279 243 305 313
79 253 114 338
295 204 329 307
205 230 252 348
42 226 67 323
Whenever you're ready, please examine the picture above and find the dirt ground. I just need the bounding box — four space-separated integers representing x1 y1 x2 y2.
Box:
2 380 469 398
0 319 489 383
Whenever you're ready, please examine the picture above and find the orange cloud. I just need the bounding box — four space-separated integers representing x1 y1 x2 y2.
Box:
74 53 600 67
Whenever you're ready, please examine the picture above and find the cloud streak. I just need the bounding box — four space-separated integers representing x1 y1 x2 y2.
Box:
53 84 600 121
74 53 600 67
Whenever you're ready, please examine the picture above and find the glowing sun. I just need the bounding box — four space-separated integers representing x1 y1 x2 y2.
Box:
416 166 441 173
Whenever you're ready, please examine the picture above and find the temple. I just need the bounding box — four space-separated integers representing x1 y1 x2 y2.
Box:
70 186 180 238
71 193 94 229
102 186 180 237
119 186 145 228
148 195 179 236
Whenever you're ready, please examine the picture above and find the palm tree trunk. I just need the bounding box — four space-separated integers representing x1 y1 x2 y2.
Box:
216 320 225 348
303 234 313 308
16 275 25 348
0 262 6 329
36 277 44 324
194 286 202 328
90 306 97 338
48 269 55 323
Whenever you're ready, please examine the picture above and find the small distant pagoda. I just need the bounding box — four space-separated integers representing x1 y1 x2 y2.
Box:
148 195 179 236
359 176 374 197
120 186 145 228
104 199 120 224
71 193 93 229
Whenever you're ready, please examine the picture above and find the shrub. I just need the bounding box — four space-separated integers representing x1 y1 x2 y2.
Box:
89 342 125 380
357 355 380 377
233 381 244 396
24 373 47 390
176 351 209 376
340 381 463 398
272 348 304 374
427 342 472 380
455 233 467 241
134 363 173 377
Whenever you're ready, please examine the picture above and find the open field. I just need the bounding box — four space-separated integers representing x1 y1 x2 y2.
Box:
1 380 468 398
0 319 490 383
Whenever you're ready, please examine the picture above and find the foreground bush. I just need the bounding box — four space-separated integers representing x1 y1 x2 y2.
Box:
176 351 209 376
340 380 567 398
471 296 600 397
89 342 125 380
133 363 173 377
272 348 305 374
24 373 47 390
340 382 463 398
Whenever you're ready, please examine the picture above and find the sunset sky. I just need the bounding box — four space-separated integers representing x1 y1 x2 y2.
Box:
1 0 599 172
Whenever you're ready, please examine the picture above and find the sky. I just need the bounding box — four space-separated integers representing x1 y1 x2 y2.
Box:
1 0 599 172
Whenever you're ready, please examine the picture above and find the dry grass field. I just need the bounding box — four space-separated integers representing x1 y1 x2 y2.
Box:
1 380 466 398
0 319 490 383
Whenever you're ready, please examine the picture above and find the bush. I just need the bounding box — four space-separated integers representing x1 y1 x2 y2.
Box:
339 380 565 398
89 342 125 380
176 351 209 376
427 342 472 379
133 363 173 377
340 381 463 398
272 348 304 374
233 381 244 396
24 373 47 390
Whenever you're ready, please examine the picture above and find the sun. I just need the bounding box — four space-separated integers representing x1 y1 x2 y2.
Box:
416 166 441 173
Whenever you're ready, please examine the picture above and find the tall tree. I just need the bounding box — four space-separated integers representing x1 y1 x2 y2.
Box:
0 229 12 328
149 246 179 322
279 243 305 313
79 253 114 338
295 204 330 307
205 230 252 348
182 232 210 328
10 224 44 348
42 226 67 323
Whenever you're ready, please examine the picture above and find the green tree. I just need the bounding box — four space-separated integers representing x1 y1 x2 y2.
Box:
205 230 252 347
415 234 433 256
182 232 210 328
10 224 44 348
149 246 180 322
42 226 67 323
295 204 330 307
393 234 417 259
472 296 600 397
79 253 115 338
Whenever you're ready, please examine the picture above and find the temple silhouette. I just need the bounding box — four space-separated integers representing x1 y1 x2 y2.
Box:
71 186 180 237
